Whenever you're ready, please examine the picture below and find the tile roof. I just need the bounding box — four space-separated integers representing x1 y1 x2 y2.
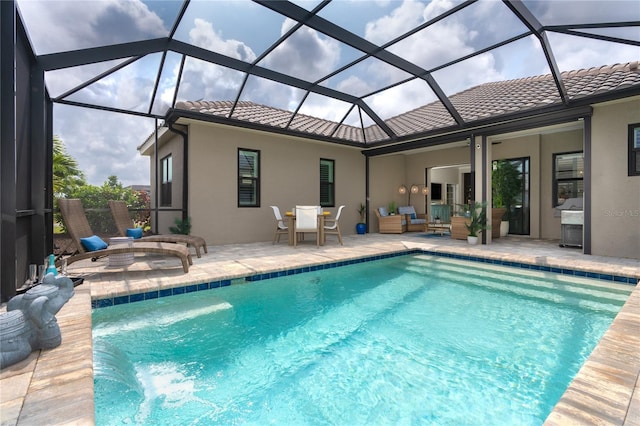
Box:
175 62 640 145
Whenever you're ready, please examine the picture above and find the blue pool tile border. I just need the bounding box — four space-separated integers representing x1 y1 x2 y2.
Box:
91 249 638 309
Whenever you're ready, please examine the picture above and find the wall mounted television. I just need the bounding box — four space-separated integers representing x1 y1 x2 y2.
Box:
431 183 442 200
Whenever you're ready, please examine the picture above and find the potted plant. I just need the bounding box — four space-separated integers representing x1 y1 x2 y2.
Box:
464 201 490 245
492 159 521 237
388 201 397 215
356 203 367 235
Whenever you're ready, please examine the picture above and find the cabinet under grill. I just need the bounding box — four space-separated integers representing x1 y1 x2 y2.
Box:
560 210 583 248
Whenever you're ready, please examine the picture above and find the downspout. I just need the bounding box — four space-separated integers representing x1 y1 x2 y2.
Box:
481 135 488 245
167 121 189 223
365 155 370 233
582 116 591 255
469 133 476 202
153 119 159 233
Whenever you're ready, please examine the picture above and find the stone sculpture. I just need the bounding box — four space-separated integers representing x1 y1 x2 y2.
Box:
1 274 74 369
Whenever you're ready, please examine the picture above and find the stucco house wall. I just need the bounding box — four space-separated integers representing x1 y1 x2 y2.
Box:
368 154 406 231
185 121 366 245
590 97 640 259
148 132 185 234
142 96 639 259
539 129 583 239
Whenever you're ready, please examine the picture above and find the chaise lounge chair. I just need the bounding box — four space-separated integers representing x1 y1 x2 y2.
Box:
108 200 208 257
58 198 192 273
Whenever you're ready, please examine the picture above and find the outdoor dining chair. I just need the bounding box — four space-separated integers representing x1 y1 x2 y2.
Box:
270 206 289 244
294 205 320 247
324 205 345 245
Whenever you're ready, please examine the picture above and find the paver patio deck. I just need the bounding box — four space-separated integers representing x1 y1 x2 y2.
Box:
1 233 638 425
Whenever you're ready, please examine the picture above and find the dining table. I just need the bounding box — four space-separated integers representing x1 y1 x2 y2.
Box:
285 210 331 246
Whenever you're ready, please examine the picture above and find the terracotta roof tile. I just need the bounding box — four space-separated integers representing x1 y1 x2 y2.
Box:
175 62 640 144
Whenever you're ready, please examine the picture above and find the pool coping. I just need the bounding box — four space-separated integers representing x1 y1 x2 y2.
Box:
91 248 639 308
2 239 639 425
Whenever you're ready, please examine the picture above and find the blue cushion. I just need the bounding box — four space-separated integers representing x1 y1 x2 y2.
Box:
410 213 417 219
80 235 108 252
126 227 143 239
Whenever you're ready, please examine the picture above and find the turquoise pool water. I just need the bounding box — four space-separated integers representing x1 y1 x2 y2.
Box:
92 254 631 425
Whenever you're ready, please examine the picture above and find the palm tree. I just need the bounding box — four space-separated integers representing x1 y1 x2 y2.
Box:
53 135 85 197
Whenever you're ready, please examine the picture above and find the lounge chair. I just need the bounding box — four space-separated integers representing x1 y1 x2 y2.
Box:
58 199 192 273
108 200 207 257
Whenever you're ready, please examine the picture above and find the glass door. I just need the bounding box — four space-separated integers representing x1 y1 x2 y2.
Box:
509 157 530 235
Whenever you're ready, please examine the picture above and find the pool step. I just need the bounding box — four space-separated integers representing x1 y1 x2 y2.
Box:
402 256 630 314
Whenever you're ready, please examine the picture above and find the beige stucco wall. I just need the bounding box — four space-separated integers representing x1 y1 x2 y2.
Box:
148 132 185 234
186 122 366 245
368 145 470 232
491 134 542 238
539 129 583 239
143 96 639 259
591 98 640 259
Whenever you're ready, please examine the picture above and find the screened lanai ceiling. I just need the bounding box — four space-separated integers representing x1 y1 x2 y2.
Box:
18 0 640 148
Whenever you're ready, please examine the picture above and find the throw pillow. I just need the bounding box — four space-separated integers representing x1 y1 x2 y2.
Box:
410 213 417 219
80 235 108 252
378 207 389 217
126 227 144 239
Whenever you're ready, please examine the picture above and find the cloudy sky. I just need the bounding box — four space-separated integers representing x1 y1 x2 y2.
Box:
17 0 639 186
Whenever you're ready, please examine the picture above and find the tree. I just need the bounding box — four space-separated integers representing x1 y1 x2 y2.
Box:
66 175 150 234
53 135 86 197
52 136 150 235
492 159 521 221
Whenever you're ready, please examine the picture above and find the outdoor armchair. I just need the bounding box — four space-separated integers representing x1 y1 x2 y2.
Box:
374 207 406 234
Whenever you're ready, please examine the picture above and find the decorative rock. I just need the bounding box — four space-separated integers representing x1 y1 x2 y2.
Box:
1 274 74 369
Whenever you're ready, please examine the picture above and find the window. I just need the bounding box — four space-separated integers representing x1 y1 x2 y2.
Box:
238 149 260 207
629 123 640 176
553 151 583 207
160 154 172 206
320 159 335 207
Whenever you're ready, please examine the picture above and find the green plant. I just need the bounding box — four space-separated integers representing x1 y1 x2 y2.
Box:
492 159 521 221
388 200 397 215
464 201 490 237
357 203 366 223
169 217 191 235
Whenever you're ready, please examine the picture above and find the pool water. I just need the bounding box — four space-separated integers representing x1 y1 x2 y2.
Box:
92 254 631 425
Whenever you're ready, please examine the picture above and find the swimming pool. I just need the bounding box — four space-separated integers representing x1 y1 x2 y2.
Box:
92 254 632 425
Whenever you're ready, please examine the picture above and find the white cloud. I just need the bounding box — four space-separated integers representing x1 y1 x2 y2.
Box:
189 18 257 63
260 19 341 82
18 0 167 54
365 0 425 44
54 105 153 186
